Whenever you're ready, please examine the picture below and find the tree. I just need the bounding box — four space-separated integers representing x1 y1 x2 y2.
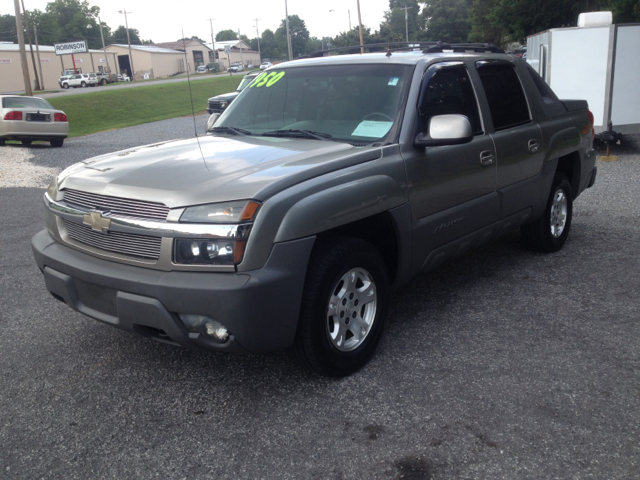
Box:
259 29 281 60
275 15 310 58
0 14 16 43
421 0 473 43
381 0 423 41
111 25 142 45
44 0 102 48
216 29 238 41
179 35 206 43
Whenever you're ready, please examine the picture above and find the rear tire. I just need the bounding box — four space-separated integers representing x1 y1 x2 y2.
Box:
293 237 389 377
0 139 5 146
50 138 64 148
81 81 87 87
521 172 573 253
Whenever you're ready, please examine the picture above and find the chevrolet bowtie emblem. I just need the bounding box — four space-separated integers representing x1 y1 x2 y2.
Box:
83 211 111 232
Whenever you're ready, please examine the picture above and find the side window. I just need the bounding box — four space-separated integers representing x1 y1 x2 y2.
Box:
418 65 483 135
476 63 531 130
524 63 567 117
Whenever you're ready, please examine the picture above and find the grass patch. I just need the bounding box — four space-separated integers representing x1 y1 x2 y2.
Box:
47 75 240 137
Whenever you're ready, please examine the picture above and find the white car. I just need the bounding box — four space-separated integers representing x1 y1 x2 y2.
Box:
0 95 69 147
259 62 273 70
60 73 98 89
227 63 244 73
117 74 131 82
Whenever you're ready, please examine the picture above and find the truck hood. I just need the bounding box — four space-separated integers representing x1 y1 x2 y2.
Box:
58 135 382 208
207 91 240 103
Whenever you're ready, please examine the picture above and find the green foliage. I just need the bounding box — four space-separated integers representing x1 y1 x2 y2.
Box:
275 15 310 58
421 0 473 43
259 29 281 60
0 14 16 43
216 29 238 41
47 76 240 137
112 25 141 45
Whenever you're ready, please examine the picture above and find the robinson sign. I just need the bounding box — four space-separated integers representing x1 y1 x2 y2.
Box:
54 41 88 55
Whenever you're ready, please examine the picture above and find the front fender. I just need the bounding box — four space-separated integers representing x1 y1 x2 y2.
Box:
274 175 406 243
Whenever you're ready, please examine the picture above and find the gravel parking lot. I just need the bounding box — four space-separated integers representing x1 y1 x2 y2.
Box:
0 122 638 479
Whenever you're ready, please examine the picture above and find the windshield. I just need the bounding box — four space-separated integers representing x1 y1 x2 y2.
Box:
2 97 55 110
216 64 412 144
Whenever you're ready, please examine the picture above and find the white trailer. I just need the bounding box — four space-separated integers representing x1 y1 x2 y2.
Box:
527 13 640 139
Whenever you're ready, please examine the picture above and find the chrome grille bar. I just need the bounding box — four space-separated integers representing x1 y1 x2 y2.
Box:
63 189 169 220
64 220 162 259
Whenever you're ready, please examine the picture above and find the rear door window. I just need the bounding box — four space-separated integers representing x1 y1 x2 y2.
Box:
476 62 531 131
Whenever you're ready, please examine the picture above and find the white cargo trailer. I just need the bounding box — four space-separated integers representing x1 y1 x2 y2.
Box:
527 13 640 138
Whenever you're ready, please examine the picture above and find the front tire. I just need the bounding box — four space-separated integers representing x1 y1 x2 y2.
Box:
521 172 573 253
21 140 32 146
81 81 87 87
62 83 69 89
293 237 389 377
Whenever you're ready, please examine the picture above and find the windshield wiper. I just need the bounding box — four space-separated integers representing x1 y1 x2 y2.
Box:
261 129 333 141
209 126 252 136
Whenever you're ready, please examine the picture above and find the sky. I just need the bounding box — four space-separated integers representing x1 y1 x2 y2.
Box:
2 0 393 46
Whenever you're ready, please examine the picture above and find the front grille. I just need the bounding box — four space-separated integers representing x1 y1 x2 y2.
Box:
208 100 225 111
64 220 162 260
63 189 169 221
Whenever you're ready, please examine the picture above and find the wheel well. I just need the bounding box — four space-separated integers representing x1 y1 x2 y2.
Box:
556 151 581 199
316 212 399 284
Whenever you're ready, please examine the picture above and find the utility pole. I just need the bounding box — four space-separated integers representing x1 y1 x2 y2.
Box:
254 18 261 57
21 0 41 90
118 10 135 80
356 0 364 54
401 5 412 42
98 16 111 74
33 23 45 89
13 0 32 95
207 18 216 67
284 0 293 60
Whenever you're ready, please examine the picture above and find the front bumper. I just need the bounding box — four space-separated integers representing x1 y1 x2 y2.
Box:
32 229 315 353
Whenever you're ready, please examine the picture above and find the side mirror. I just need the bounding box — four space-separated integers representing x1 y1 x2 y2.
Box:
414 114 473 148
205 113 220 131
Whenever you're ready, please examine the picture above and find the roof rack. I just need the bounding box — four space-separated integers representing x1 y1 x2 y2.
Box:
298 41 505 59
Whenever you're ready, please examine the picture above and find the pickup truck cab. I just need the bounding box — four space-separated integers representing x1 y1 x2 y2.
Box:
32 46 597 376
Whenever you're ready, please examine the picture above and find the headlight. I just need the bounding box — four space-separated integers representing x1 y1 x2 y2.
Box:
46 176 59 199
180 200 259 224
174 201 260 266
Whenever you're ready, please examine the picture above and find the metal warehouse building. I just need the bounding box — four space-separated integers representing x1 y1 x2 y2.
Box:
0 43 118 93
104 44 188 80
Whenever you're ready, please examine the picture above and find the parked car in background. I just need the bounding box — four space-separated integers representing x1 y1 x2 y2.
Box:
0 95 68 147
117 74 130 82
58 75 74 87
93 72 118 85
260 62 273 70
227 63 244 73
196 65 210 73
60 73 98 89
206 71 260 114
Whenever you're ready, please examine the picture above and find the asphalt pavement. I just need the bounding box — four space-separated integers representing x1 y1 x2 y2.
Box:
0 124 638 479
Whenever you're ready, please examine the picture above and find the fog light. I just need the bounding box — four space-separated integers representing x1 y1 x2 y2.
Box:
179 314 230 343
205 322 229 341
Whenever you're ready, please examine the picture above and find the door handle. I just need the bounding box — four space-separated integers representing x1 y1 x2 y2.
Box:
480 150 495 166
528 139 539 153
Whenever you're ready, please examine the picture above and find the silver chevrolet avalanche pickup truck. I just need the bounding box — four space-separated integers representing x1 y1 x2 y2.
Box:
32 45 597 376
